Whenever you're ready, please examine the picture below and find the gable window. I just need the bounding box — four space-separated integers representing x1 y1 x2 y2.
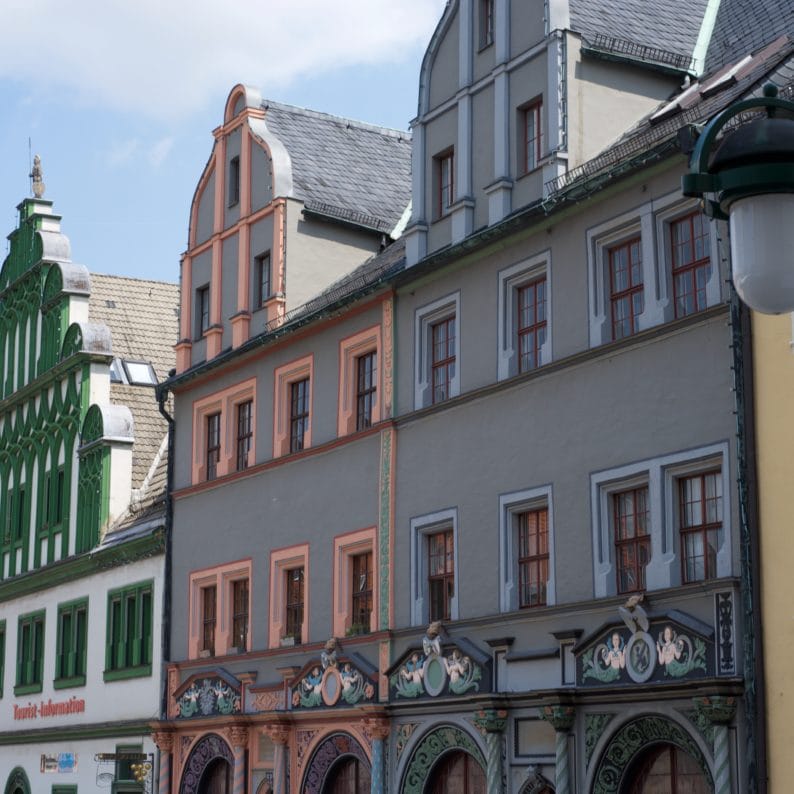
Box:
201 585 217 656
518 277 547 372
231 578 249 651
285 567 305 644
228 155 240 207
254 251 271 307
679 470 722 583
431 316 456 404
15 611 45 695
518 508 549 608
105 581 153 681
356 351 377 431
428 529 455 621
435 149 455 218
236 400 253 471
479 0 494 48
351 551 373 631
206 412 221 481
196 285 210 339
520 101 543 174
55 599 88 688
671 211 712 318
290 378 310 453
614 486 650 593
609 237 644 340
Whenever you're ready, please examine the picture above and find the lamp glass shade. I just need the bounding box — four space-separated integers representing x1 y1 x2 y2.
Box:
729 193 794 314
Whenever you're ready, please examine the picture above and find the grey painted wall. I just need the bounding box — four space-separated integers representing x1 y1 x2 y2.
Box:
224 127 242 231
251 141 273 212
195 169 215 246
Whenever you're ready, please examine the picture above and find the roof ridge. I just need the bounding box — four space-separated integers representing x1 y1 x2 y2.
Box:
261 99 412 139
90 271 178 287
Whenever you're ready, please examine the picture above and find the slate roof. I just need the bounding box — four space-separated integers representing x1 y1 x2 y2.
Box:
260 101 412 235
88 273 179 527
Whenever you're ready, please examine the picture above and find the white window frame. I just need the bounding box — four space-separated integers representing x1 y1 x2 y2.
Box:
498 485 555 612
414 293 460 409
410 508 459 626
497 251 551 380
590 442 731 597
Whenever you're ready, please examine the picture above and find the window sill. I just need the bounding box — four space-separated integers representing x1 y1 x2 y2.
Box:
54 675 87 690
14 682 43 696
103 664 152 682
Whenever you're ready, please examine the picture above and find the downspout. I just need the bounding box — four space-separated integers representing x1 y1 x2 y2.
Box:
730 281 767 793
156 374 176 721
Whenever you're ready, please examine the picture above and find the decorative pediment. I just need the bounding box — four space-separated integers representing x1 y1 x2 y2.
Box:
576 601 714 688
174 670 242 719
290 639 377 710
388 625 490 701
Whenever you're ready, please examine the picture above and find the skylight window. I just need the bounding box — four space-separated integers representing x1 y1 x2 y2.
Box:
121 360 158 386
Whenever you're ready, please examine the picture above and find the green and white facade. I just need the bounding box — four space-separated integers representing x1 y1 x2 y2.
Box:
0 194 178 793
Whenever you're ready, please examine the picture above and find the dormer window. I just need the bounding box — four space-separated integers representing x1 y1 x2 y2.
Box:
228 156 240 207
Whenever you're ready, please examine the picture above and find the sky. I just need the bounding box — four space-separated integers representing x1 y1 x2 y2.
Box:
0 0 447 284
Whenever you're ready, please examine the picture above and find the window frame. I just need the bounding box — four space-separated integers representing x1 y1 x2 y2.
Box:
434 148 455 220
338 325 382 436
519 99 543 175
273 355 314 457
289 378 310 453
678 469 723 584
195 284 210 340
228 155 241 207
332 527 378 637
427 528 455 621
269 543 310 649
498 486 556 613
201 584 217 656
236 399 253 471
254 251 272 308
415 293 460 409
15 609 45 696
608 236 645 341
479 0 495 49
410 509 459 626
231 577 250 651
613 485 651 594
669 210 713 319
206 412 221 481
104 580 154 682
54 597 88 689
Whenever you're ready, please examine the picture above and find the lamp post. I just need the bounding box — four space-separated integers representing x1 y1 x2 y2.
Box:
682 84 794 313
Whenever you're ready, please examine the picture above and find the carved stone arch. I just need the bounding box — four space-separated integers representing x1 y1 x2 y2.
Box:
401 723 487 794
302 731 371 794
178 733 234 794
4 767 31 794
591 714 713 793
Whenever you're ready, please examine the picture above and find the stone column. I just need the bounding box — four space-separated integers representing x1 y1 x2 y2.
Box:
364 718 391 794
229 726 250 794
694 695 737 794
473 709 508 794
264 724 291 794
541 705 575 794
153 732 174 794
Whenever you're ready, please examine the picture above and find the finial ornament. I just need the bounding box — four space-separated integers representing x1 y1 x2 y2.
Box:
31 154 45 198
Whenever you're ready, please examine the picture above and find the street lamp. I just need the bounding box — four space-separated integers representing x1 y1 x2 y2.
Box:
682 84 794 314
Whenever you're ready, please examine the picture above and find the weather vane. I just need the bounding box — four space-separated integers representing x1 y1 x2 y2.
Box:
30 154 45 198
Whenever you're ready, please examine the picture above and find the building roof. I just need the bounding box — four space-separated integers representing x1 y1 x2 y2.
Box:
88 273 178 526
260 101 412 235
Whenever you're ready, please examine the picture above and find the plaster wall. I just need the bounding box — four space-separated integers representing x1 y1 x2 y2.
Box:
472 82 495 231
221 232 239 350
195 169 216 246
189 248 212 365
510 0 545 56
249 213 277 338
251 140 274 212
427 7 460 111
425 107 458 252
223 127 242 231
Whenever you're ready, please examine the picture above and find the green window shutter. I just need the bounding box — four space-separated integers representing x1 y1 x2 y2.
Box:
34 617 44 684
75 606 87 678
141 589 153 666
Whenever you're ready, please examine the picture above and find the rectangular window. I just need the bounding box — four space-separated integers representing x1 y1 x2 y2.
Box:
289 378 310 453
15 611 45 695
228 155 240 206
431 316 456 404
680 471 722 583
355 351 377 431
285 567 305 643
0 620 5 697
609 237 644 339
236 400 253 471
518 508 549 608
231 578 249 651
521 101 543 174
206 412 221 481
196 285 210 338
517 277 547 372
255 251 271 307
428 530 455 621
351 551 373 631
201 585 217 655
55 599 88 688
614 487 650 593
479 0 494 47
671 211 711 318
105 581 153 680
436 150 455 218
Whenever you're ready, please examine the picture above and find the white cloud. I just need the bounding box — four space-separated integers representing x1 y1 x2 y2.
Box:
148 136 175 168
107 138 141 167
0 0 447 120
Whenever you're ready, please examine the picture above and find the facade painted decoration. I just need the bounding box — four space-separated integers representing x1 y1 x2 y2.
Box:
175 674 242 718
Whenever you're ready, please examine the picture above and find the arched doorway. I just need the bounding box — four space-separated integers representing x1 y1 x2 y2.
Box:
198 758 232 794
4 769 30 794
322 755 372 793
624 743 710 793
427 751 486 794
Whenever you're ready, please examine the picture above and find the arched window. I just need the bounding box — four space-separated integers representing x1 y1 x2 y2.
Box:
198 758 231 794
625 743 710 793
427 751 486 794
323 756 371 794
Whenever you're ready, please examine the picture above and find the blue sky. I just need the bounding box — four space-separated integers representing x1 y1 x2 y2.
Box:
0 1 445 284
